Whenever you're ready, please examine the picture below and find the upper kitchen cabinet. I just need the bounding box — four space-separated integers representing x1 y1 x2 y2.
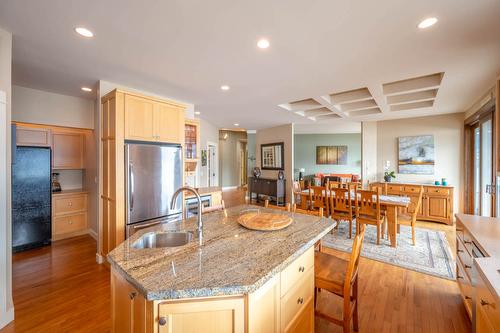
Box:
15 126 51 147
52 131 85 169
185 119 200 161
124 92 185 144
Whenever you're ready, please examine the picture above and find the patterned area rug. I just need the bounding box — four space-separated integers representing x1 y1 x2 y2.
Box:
321 223 456 280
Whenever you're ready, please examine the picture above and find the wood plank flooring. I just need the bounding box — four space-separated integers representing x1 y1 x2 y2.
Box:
1 187 471 332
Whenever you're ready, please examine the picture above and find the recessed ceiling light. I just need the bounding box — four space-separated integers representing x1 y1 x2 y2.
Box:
257 38 270 49
194 111 201 115
418 17 438 29
234 123 239 127
81 87 92 92
74 27 94 38
221 85 230 91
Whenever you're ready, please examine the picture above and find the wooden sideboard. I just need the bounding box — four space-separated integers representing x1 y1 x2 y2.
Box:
248 177 286 206
370 182 453 225
455 214 500 332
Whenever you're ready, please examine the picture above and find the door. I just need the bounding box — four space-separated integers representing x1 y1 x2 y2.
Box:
208 143 217 187
470 114 495 216
126 143 183 224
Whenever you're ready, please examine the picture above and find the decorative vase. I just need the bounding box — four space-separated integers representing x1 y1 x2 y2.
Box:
384 175 392 182
278 170 284 180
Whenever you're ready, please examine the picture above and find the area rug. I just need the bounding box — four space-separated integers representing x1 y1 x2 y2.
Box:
321 223 456 280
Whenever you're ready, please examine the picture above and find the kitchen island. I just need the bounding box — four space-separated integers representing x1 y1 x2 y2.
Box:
108 204 335 333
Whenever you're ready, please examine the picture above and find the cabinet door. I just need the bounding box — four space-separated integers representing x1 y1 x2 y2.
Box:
52 132 84 169
155 102 184 144
16 126 51 147
125 94 155 141
427 195 450 221
284 298 314 333
158 297 245 333
248 275 280 333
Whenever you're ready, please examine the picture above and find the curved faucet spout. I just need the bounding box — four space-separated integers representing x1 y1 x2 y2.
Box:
171 186 203 244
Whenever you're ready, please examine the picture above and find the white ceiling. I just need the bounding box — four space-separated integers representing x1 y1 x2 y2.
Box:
1 0 499 130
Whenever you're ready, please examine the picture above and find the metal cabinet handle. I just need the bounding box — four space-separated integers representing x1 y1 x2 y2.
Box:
464 265 472 269
465 296 472 300
68 202 73 206
480 299 489 306
129 292 137 300
159 317 167 326
68 220 73 225
297 297 304 304
298 266 305 272
457 275 463 280
457 249 464 253
129 162 134 211
464 240 472 245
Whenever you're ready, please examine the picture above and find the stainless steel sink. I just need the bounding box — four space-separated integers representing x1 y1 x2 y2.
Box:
132 231 193 249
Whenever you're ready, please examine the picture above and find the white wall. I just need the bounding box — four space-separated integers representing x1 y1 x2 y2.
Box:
375 113 464 213
198 117 219 187
0 27 14 329
12 85 94 129
256 124 294 203
361 122 377 185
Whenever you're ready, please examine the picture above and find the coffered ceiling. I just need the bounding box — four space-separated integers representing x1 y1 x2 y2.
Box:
0 0 499 130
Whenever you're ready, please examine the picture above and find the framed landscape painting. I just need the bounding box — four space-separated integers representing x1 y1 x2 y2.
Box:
398 135 435 174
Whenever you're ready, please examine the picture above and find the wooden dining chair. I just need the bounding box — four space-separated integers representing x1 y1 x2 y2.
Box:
309 186 328 216
202 200 228 217
329 188 355 238
264 199 291 212
396 186 423 245
368 182 387 195
355 189 384 244
314 225 366 333
347 182 362 192
327 180 343 190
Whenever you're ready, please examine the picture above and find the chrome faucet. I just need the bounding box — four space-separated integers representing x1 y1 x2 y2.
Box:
171 186 203 244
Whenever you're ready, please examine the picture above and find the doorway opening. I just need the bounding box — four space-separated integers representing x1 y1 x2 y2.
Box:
207 142 218 187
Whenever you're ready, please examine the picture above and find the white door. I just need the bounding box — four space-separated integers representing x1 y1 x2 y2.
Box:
208 143 217 187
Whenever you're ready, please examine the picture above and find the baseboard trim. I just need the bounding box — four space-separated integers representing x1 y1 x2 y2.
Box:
96 253 105 264
88 229 98 241
0 307 14 330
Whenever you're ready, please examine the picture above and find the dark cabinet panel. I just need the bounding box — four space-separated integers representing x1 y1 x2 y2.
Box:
248 177 286 205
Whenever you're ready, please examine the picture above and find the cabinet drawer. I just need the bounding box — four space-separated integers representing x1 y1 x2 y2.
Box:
16 126 51 147
281 268 314 331
53 213 87 236
403 185 423 194
456 260 473 318
281 247 314 297
54 194 87 215
386 185 403 195
477 275 500 330
426 187 450 196
456 238 473 279
284 297 314 333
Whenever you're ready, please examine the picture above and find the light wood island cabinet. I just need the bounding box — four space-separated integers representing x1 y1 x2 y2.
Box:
111 246 315 333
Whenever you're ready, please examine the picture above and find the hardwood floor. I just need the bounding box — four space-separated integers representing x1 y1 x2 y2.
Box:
1 187 470 332
1 236 111 333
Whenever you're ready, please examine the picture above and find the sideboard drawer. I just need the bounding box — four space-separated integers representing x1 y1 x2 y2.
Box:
426 187 450 196
281 247 314 297
386 185 403 194
403 185 423 194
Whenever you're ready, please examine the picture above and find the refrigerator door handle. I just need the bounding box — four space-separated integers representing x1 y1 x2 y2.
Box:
129 162 134 211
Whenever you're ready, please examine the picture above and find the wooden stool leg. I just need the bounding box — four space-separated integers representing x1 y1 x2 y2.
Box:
353 277 359 332
376 224 380 245
343 294 351 333
411 223 416 246
348 219 352 239
314 287 318 309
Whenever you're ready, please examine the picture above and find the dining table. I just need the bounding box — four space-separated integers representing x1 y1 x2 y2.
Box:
298 189 410 247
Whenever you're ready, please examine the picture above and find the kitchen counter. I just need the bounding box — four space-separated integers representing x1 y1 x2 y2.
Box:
108 204 335 301
184 186 222 198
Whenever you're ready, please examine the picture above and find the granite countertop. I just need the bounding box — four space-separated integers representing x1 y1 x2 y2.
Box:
455 214 500 299
108 204 335 301
184 186 222 198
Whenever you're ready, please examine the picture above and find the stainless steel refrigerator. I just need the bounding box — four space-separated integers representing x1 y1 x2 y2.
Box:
125 142 183 237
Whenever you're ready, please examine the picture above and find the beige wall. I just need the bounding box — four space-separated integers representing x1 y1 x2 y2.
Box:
375 113 464 213
256 124 294 203
0 27 14 329
219 130 247 187
12 85 94 129
198 117 219 187
361 121 377 185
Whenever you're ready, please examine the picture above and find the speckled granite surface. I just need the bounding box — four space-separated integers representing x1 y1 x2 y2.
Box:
108 204 335 301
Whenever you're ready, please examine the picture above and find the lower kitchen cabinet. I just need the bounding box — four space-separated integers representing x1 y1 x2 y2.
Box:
52 191 88 240
111 246 316 333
